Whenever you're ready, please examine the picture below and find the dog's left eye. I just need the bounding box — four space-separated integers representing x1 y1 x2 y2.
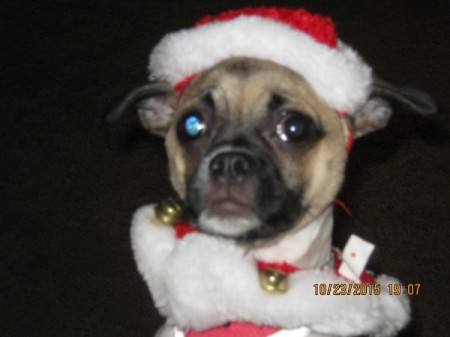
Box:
276 112 311 142
177 113 206 139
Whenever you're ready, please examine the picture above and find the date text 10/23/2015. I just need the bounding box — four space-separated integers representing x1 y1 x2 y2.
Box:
313 283 421 296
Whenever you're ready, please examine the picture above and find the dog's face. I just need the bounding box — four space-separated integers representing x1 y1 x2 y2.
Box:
109 56 435 243
166 58 347 241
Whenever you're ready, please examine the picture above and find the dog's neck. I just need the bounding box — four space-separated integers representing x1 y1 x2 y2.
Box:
251 206 334 269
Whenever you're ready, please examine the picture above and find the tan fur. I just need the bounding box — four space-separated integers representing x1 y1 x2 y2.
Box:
166 57 348 232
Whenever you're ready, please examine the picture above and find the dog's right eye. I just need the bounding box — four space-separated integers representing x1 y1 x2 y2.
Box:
276 111 310 143
177 112 206 140
274 110 323 146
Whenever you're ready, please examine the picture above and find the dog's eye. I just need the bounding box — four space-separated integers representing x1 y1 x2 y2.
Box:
178 113 206 139
276 112 310 142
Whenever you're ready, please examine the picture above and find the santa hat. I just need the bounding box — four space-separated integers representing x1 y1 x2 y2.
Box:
148 7 373 114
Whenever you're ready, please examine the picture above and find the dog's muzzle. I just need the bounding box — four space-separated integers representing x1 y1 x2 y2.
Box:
186 144 302 241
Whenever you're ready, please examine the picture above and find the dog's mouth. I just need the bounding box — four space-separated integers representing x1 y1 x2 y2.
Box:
185 146 302 241
197 203 260 238
209 197 254 218
196 185 261 237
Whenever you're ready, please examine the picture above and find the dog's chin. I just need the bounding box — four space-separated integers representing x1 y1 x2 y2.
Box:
198 206 260 238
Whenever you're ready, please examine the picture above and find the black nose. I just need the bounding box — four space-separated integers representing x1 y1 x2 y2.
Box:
209 152 256 184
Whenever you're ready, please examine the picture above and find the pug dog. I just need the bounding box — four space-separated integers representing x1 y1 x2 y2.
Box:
108 8 436 337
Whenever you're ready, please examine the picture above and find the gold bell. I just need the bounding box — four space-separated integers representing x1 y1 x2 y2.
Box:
155 198 184 225
259 268 288 295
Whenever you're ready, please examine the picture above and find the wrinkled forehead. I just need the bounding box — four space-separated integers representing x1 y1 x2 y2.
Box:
178 58 333 122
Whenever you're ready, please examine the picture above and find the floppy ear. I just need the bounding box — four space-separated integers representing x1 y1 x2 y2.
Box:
106 82 178 137
351 78 437 138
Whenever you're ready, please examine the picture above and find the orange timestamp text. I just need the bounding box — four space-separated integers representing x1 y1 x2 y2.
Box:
313 283 421 296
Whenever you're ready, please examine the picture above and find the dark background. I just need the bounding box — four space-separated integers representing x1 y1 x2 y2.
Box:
2 0 449 336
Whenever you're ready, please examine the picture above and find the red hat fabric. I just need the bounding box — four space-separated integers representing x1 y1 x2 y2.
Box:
149 7 372 113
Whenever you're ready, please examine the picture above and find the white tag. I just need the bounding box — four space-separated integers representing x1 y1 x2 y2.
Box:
338 234 374 282
268 327 311 337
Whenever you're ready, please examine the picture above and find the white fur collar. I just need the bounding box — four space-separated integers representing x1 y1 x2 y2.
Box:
131 204 410 337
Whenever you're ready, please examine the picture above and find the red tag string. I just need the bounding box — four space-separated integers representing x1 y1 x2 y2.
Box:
335 198 353 217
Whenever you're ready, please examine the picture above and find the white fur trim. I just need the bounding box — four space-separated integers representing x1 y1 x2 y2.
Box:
131 205 410 336
130 205 176 317
149 16 372 113
269 327 312 337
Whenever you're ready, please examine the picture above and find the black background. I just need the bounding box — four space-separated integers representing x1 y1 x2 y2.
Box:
2 0 449 336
